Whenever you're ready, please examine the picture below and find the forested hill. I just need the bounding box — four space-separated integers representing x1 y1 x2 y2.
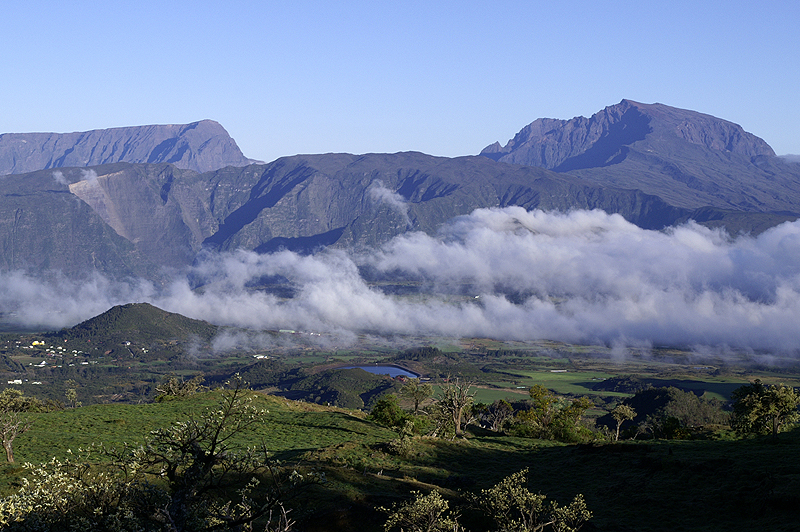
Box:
53 302 218 342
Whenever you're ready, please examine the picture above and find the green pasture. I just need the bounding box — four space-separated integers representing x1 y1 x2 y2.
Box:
10 391 395 471
491 369 619 396
289 423 800 532
470 386 529 404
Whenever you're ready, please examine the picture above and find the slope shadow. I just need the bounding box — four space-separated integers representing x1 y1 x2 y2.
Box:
554 107 651 172
203 165 315 249
254 226 346 255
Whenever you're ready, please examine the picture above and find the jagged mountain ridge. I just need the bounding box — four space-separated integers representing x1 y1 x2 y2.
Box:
481 100 800 213
2 102 799 282
0 120 253 175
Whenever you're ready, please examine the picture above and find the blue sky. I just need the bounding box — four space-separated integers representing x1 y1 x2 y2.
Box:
3 1 798 162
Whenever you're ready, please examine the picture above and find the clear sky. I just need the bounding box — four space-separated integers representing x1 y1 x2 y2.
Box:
2 1 798 163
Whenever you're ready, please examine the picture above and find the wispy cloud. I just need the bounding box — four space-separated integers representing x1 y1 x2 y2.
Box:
81 169 99 186
368 180 411 228
51 170 68 186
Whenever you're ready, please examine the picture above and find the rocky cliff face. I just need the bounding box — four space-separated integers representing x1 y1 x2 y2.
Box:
481 102 651 168
0 120 253 175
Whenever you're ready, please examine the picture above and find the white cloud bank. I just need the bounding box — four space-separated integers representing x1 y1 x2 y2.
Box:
2 207 800 354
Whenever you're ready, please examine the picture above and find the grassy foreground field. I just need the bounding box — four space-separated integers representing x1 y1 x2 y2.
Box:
2 389 799 532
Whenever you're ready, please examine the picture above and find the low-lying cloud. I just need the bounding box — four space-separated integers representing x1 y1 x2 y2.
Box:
369 180 411 228
2 207 800 355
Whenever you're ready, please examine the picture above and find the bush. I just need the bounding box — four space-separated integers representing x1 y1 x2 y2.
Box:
369 395 408 429
383 469 592 532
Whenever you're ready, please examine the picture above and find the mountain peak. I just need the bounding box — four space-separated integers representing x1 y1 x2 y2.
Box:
0 120 254 176
481 100 775 170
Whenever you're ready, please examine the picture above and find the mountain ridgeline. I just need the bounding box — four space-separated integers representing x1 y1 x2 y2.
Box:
1 101 799 281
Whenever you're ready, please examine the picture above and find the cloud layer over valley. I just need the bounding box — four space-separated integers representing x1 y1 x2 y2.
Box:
2 207 800 355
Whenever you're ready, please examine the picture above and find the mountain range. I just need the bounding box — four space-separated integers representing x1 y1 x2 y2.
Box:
1 101 798 281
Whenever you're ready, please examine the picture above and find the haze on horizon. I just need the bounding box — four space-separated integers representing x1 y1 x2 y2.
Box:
1 1 799 163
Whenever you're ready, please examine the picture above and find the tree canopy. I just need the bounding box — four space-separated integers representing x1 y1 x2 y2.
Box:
730 379 800 439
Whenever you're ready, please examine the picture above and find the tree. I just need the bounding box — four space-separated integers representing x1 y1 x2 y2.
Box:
0 389 33 463
467 468 591 532
124 375 303 530
551 397 594 442
606 386 727 440
65 379 81 408
731 379 800 440
515 386 593 442
399 378 433 414
0 388 60 413
611 404 636 442
369 394 408 429
0 411 31 463
435 378 475 438
381 490 463 532
527 384 558 430
155 374 207 402
475 399 515 433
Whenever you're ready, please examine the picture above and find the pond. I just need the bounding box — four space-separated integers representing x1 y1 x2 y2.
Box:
339 365 419 378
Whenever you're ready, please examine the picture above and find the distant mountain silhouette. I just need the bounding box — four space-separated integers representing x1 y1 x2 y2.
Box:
0 120 253 175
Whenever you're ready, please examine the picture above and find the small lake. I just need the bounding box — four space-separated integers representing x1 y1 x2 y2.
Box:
339 365 419 378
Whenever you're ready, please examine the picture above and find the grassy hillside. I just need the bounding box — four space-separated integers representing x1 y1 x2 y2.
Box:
2 389 799 531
